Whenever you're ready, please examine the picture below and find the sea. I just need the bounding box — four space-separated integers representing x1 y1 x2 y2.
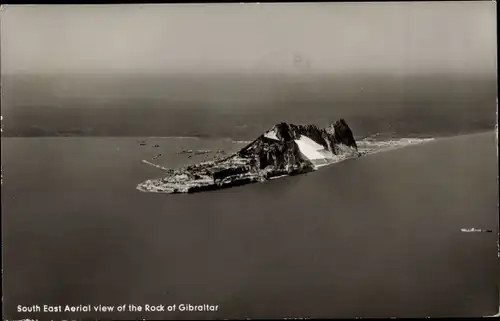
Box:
1 105 499 319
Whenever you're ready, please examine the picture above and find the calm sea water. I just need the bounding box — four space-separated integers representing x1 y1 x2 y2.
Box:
1 131 498 319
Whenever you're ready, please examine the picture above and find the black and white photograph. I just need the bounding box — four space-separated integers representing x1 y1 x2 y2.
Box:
1 1 498 319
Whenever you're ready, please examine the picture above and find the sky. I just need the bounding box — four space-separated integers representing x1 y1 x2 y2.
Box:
0 2 497 76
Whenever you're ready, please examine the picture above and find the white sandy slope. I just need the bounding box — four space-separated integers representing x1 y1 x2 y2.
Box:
294 135 357 168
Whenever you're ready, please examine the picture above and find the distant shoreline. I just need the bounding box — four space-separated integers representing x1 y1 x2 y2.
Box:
0 129 495 140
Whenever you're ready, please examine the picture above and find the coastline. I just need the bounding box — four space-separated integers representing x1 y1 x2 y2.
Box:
0 127 496 140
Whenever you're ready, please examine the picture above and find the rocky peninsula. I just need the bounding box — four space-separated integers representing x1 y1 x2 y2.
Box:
137 119 359 194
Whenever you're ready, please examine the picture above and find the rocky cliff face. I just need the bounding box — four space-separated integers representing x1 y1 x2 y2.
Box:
137 119 359 194
329 118 358 151
237 120 358 171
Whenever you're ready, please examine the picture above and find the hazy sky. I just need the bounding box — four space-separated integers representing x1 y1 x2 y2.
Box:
0 2 497 76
